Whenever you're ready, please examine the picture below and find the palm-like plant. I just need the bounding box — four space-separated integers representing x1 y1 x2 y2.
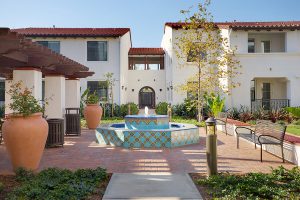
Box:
204 93 225 118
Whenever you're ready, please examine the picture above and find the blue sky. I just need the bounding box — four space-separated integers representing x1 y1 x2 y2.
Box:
1 0 300 47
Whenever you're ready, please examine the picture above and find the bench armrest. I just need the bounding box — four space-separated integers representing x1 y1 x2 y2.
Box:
215 118 226 125
235 126 255 135
258 134 283 144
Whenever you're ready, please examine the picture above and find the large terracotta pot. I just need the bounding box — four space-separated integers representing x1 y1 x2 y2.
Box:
2 113 48 171
84 104 102 129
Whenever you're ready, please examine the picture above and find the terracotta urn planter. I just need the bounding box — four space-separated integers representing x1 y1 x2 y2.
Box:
2 113 48 171
84 104 103 129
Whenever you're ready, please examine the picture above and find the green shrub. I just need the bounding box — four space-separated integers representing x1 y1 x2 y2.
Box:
8 167 108 200
285 107 300 118
155 102 169 115
204 93 225 117
0 182 3 193
172 99 197 118
0 105 4 118
196 166 300 200
120 103 139 116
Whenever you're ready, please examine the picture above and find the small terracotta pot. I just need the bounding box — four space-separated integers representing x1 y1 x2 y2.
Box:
2 113 48 171
84 104 102 129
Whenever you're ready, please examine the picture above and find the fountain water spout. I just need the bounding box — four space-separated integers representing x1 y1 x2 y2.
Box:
145 106 149 116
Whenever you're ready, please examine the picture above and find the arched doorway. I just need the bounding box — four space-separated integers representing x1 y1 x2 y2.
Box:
139 86 155 109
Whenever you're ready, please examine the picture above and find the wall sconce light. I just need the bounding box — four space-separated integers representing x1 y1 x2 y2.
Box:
160 89 162 92
132 89 134 92
122 86 124 90
170 86 173 90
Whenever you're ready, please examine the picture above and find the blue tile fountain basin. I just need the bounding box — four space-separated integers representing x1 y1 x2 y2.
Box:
96 122 200 148
124 115 169 130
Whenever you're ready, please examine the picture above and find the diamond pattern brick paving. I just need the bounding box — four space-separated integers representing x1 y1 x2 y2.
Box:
0 128 295 174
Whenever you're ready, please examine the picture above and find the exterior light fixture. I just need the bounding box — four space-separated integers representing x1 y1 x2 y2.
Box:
205 117 217 176
160 89 162 92
170 86 173 90
132 89 134 92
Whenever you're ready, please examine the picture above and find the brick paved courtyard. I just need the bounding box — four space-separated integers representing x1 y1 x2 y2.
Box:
0 128 295 174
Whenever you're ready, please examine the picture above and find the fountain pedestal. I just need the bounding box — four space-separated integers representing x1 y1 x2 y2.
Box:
125 115 169 130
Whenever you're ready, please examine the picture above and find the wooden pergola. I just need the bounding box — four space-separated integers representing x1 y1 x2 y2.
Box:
0 28 94 118
0 27 94 79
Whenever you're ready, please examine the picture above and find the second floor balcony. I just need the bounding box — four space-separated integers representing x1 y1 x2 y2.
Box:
128 48 165 71
247 32 286 53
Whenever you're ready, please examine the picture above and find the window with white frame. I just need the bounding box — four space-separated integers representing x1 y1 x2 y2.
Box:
248 38 255 53
87 81 108 101
37 41 60 53
87 41 108 61
261 41 271 53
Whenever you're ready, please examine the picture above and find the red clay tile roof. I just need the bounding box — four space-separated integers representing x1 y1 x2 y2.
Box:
13 28 130 37
128 48 165 55
165 21 300 30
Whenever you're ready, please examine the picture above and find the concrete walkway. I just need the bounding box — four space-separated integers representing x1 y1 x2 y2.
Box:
103 173 202 200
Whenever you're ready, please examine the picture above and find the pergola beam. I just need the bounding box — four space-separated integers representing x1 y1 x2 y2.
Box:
0 28 94 78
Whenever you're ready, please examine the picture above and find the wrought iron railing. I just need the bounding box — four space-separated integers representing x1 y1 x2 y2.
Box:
251 99 290 111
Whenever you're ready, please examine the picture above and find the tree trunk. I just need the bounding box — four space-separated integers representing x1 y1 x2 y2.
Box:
197 64 202 122
111 86 114 117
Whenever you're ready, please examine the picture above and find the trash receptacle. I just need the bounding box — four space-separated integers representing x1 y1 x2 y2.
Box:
46 118 64 148
65 108 81 136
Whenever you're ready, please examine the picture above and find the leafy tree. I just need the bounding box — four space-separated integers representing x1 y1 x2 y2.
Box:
104 72 116 116
174 0 241 121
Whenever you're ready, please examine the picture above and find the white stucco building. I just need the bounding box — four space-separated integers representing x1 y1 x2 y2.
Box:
11 21 300 110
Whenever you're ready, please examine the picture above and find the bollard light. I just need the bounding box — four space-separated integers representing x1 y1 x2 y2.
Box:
205 117 216 135
205 117 218 176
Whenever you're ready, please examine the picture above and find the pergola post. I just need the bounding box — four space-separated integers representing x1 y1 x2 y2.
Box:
65 78 81 108
44 75 65 119
13 68 42 100
7 68 42 115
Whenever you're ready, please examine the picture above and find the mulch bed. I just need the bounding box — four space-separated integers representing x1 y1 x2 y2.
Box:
0 173 112 200
189 173 213 200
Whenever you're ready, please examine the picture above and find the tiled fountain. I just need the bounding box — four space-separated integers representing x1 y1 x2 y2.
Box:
96 108 199 148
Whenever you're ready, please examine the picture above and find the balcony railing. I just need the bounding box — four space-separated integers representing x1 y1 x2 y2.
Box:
251 99 290 111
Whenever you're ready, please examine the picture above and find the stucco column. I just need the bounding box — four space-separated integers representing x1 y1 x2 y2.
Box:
44 75 65 119
65 78 80 108
287 78 300 107
13 68 42 100
5 79 13 115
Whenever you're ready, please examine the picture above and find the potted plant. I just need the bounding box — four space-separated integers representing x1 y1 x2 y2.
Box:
2 81 48 171
83 90 102 129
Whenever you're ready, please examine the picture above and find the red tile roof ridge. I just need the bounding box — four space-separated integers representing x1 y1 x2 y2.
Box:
129 48 165 55
165 21 300 29
12 27 130 37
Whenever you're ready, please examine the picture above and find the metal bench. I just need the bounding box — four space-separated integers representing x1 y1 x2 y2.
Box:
215 112 228 135
235 120 286 162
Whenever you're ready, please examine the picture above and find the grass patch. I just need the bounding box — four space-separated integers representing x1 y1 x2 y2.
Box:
81 116 205 127
194 166 300 200
81 117 124 127
5 167 109 200
171 116 205 127
286 125 300 136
